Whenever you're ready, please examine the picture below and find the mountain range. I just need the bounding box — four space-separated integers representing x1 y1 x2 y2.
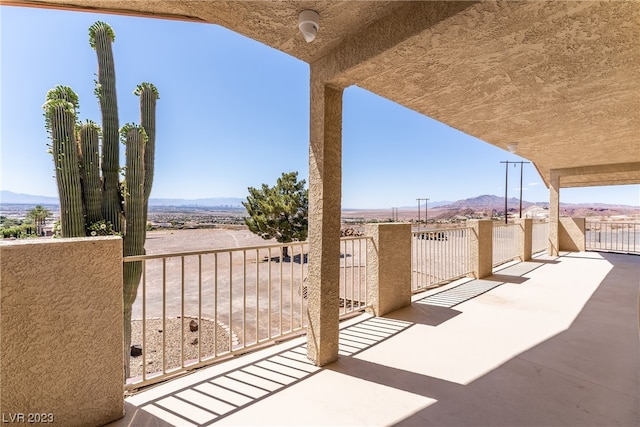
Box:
0 191 244 208
1 190 637 211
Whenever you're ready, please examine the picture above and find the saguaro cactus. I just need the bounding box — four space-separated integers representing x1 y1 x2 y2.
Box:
42 86 86 237
78 120 102 225
89 21 121 233
135 82 159 243
44 22 159 378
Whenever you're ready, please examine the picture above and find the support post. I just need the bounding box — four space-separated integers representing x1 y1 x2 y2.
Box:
549 170 560 256
306 71 343 366
365 223 412 316
516 218 533 261
559 218 586 252
469 220 493 279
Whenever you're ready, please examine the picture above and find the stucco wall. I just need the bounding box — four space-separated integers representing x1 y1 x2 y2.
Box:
516 218 533 261
1 237 124 426
469 220 493 279
559 218 586 252
365 223 412 316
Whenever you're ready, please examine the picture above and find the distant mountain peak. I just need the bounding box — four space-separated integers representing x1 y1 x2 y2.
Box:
0 190 244 208
442 194 530 209
0 190 59 204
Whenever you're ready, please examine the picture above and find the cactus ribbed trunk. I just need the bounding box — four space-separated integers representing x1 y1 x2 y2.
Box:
137 84 158 242
92 23 121 232
48 103 86 237
123 304 133 379
78 121 102 225
122 125 146 378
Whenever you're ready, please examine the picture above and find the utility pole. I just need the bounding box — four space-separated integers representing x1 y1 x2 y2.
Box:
416 198 429 226
500 161 530 223
425 198 430 223
416 198 429 228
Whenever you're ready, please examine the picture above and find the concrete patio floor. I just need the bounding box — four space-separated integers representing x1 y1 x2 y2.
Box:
108 251 639 427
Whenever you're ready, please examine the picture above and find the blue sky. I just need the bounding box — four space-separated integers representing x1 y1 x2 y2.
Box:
1 6 638 208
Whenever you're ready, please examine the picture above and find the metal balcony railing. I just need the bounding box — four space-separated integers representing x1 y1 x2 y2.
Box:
532 221 549 254
123 236 370 390
492 223 520 267
586 221 640 254
338 236 370 316
411 227 472 292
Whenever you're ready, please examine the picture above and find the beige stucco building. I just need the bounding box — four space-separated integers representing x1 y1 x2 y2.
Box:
1 1 638 425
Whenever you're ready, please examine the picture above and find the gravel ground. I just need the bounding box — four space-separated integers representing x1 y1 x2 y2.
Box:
128 317 231 379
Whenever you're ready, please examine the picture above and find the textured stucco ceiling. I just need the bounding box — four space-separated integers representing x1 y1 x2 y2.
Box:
5 0 639 189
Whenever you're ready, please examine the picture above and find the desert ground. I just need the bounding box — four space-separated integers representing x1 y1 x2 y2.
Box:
128 228 368 380
144 228 271 255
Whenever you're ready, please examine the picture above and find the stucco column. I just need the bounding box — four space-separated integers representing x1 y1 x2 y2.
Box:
559 218 586 252
365 223 412 316
516 218 533 261
306 70 343 366
469 220 493 279
549 170 560 256
1 237 124 427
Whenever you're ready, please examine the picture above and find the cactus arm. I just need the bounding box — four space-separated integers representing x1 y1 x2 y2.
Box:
121 123 146 378
134 82 159 238
134 83 158 202
122 124 146 258
43 87 86 237
78 120 103 225
90 21 122 232
122 123 147 304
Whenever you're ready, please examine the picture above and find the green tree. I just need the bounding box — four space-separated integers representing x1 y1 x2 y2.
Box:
243 171 308 258
26 205 52 236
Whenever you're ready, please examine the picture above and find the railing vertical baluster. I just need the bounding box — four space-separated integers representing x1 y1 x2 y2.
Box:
300 244 304 326
449 230 453 279
214 253 218 358
162 258 166 374
289 245 293 332
242 250 246 347
255 249 260 343
419 233 423 289
279 246 283 335
342 240 347 315
350 240 355 310
626 224 630 252
141 260 146 382
198 254 202 363
229 252 233 352
181 256 185 368
267 247 272 340
357 238 362 308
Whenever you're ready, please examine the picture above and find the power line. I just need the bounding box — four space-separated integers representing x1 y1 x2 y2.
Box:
500 161 530 223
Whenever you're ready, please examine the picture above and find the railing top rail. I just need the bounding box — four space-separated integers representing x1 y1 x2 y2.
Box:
124 235 372 262
339 235 372 242
411 226 471 235
493 222 520 228
124 240 310 262
586 221 639 225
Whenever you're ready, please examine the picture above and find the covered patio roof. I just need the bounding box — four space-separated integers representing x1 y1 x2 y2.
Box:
5 0 640 188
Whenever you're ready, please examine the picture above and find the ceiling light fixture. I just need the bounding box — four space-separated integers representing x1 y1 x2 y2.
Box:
507 142 519 153
298 10 319 43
